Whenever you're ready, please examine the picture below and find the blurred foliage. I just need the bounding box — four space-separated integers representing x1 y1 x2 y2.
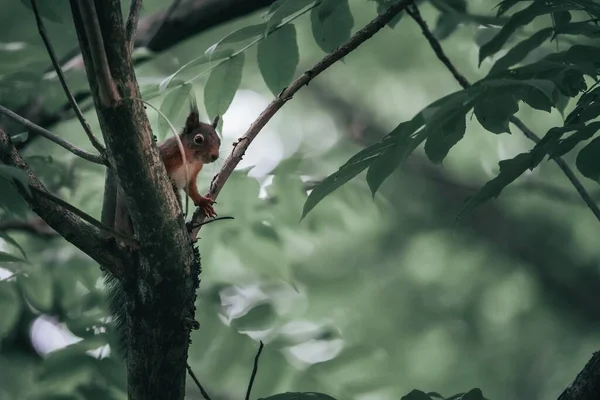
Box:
1 0 600 400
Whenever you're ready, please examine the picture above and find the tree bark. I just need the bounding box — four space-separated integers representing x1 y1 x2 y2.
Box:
69 0 200 397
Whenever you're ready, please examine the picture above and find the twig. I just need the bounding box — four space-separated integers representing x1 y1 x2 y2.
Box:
186 216 234 232
125 0 144 54
186 364 212 400
406 3 600 224
245 341 264 400
0 104 104 164
75 0 120 105
189 0 415 239
510 117 600 222
29 0 105 156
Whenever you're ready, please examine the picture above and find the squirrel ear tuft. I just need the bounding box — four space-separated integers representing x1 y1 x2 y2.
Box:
185 96 201 131
185 110 200 131
211 115 220 129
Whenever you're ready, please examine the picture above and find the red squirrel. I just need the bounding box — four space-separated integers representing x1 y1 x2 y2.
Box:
114 103 221 237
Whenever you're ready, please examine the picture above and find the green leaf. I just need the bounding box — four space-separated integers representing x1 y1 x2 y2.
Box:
158 84 192 138
474 92 519 134
0 281 21 338
553 21 600 39
206 24 267 62
374 0 403 28
400 390 432 400
204 53 245 120
424 111 468 163
20 0 64 24
10 131 28 144
549 122 600 158
479 2 575 65
432 13 461 40
259 393 337 400
494 0 522 16
576 136 600 183
0 182 29 218
366 134 421 196
460 388 485 400
266 0 317 32
456 152 541 222
310 0 354 53
257 24 299 96
489 28 552 75
0 251 27 264
0 165 31 196
318 0 342 21
158 49 233 91
0 233 27 260
18 268 54 312
302 157 375 219
553 10 571 29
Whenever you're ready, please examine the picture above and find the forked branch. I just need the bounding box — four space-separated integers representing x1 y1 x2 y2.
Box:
188 0 416 238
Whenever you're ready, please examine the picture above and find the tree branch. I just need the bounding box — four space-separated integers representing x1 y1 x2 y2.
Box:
0 129 128 277
71 1 199 397
125 0 144 54
29 0 105 156
75 0 120 106
557 352 600 400
188 0 416 238
405 4 600 224
0 105 104 165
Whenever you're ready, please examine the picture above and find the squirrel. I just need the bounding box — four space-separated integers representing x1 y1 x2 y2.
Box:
113 100 221 238
106 99 222 356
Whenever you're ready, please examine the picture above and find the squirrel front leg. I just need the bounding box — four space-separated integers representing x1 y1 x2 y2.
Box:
185 177 216 218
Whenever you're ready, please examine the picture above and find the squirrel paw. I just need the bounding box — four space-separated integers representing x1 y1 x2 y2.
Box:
195 195 217 218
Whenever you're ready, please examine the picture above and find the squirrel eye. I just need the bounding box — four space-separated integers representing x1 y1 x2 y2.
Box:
193 134 204 145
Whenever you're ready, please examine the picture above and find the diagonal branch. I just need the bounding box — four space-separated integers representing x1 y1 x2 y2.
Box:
125 0 144 54
188 0 416 238
0 129 128 277
0 104 105 165
75 0 120 106
405 4 600 224
29 0 105 156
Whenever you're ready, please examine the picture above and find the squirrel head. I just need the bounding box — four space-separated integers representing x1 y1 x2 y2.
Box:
181 108 221 164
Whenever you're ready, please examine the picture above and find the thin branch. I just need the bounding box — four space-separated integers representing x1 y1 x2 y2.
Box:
187 216 234 232
29 0 106 156
189 0 416 238
125 0 144 54
557 351 600 400
0 129 128 277
186 364 212 400
0 104 104 165
406 4 600 224
75 0 120 106
245 341 264 400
